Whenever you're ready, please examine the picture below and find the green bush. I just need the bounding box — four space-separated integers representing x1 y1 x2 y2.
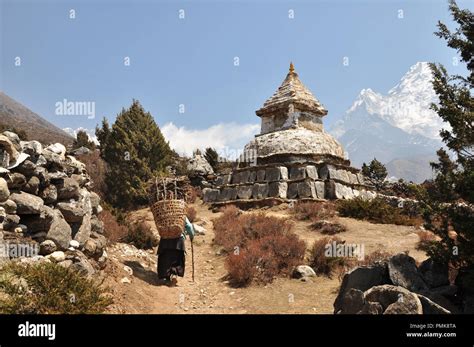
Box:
0 262 112 314
336 197 419 226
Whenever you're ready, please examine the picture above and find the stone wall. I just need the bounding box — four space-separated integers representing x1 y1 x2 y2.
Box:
0 131 105 275
203 162 375 204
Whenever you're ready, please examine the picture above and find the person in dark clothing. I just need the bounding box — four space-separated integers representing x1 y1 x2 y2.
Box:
157 217 194 285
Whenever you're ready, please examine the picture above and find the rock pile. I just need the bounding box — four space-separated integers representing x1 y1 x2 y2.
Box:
334 253 467 314
0 131 105 275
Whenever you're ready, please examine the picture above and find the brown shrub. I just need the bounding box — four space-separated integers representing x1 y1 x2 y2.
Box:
124 222 159 250
76 150 108 198
292 201 335 221
187 206 197 223
359 250 392 266
309 236 347 277
416 230 437 251
100 208 129 243
216 206 305 286
311 221 347 235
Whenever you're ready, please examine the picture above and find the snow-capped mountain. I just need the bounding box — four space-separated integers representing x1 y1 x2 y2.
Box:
63 127 99 145
330 62 446 182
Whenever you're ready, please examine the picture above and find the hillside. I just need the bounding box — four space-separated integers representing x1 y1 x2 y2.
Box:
0 92 74 145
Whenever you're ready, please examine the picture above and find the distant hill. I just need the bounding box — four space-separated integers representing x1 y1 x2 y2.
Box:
0 92 74 145
386 155 437 183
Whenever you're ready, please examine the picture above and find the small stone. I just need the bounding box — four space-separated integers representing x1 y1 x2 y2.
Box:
69 240 80 249
49 251 66 262
120 277 131 284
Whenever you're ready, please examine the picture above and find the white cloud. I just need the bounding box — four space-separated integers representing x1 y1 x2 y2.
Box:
161 122 259 159
63 127 99 145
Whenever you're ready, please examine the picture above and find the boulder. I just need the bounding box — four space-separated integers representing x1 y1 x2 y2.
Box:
39 185 58 204
73 213 91 247
7 172 27 190
2 131 22 151
55 177 80 200
23 176 40 195
89 192 101 213
10 192 44 214
364 285 423 314
0 199 17 214
339 288 365 314
56 201 86 223
418 258 449 288
292 265 316 279
48 251 66 263
39 239 57 255
417 294 451 314
45 143 66 158
388 253 428 292
15 159 37 177
46 210 72 250
69 251 95 276
0 177 10 202
90 215 104 234
334 263 390 313
21 205 55 233
20 140 43 157
187 154 214 176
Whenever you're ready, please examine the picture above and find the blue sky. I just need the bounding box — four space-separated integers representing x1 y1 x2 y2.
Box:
1 0 471 154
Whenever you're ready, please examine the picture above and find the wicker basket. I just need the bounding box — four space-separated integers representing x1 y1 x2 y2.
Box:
150 199 187 239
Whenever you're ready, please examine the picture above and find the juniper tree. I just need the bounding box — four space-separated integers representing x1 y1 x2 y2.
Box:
73 130 96 150
96 100 173 208
361 158 388 191
204 147 220 172
425 0 474 267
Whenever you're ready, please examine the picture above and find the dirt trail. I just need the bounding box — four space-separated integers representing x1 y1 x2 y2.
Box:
104 201 426 314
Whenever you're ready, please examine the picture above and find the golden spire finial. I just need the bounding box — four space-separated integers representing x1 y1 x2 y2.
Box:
289 62 295 73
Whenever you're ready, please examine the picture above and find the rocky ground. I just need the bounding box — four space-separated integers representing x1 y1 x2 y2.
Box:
103 199 427 314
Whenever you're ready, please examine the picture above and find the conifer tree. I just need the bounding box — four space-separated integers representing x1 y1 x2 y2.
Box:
96 100 172 208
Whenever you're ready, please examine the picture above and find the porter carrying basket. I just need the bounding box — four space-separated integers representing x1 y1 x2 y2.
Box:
149 178 187 239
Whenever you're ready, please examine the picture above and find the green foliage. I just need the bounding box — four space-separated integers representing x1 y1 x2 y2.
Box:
337 197 419 226
0 262 112 314
96 100 173 208
361 158 388 191
425 0 474 268
73 130 96 150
